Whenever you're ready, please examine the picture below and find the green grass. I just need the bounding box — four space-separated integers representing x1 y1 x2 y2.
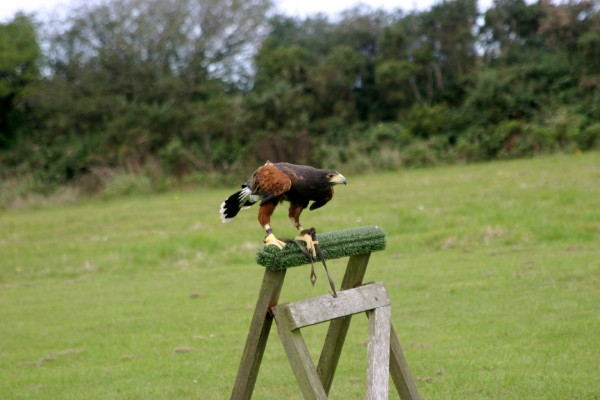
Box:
1 152 599 399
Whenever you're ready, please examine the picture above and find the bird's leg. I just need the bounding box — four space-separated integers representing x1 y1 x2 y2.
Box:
259 202 286 250
288 203 318 258
295 227 319 258
288 204 336 296
263 224 287 250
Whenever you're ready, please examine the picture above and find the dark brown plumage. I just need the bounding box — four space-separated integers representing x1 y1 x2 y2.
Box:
220 161 347 251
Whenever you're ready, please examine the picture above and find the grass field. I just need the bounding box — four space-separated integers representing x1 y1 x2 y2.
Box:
1 153 599 399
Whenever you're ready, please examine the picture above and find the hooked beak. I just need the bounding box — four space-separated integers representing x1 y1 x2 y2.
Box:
330 173 347 185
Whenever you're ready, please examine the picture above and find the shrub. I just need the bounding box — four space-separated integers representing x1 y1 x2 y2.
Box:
403 103 450 138
581 123 600 149
545 108 588 151
101 173 153 198
399 140 439 167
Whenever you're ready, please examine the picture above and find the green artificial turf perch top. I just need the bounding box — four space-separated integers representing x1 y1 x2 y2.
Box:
256 226 386 271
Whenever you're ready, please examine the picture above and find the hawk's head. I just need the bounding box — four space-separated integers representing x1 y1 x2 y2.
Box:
325 171 347 186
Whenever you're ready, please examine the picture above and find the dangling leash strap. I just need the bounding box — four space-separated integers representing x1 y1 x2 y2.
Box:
284 228 337 298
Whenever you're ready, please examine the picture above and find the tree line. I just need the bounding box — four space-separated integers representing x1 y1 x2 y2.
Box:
1 0 599 196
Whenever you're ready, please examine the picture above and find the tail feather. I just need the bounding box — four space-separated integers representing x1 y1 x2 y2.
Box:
220 187 258 223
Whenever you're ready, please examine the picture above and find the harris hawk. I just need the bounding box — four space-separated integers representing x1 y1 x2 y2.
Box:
220 162 347 256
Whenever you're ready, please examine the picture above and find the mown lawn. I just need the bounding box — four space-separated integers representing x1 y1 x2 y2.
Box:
1 153 599 399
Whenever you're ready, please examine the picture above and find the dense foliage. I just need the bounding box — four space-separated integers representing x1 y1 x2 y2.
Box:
1 0 599 197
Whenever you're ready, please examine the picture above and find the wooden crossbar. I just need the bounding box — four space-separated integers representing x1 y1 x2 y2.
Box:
280 283 390 330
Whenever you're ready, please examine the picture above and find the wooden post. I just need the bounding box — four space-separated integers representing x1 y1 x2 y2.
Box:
230 269 286 400
389 324 421 400
317 253 371 393
273 307 329 400
366 305 391 400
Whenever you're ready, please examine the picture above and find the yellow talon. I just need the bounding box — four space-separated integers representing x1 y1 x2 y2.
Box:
264 233 286 250
295 233 319 258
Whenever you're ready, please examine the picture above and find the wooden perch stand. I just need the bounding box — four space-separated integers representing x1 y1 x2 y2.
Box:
230 226 421 400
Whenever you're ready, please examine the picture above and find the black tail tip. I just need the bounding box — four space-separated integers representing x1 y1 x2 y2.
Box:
220 191 243 223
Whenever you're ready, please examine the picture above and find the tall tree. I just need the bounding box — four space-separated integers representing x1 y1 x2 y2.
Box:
416 0 479 104
27 0 273 179
0 15 41 148
480 0 543 62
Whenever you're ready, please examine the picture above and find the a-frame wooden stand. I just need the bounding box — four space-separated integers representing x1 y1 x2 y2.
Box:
231 229 420 400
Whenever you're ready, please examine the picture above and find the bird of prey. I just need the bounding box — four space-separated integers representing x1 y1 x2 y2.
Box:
220 161 347 255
